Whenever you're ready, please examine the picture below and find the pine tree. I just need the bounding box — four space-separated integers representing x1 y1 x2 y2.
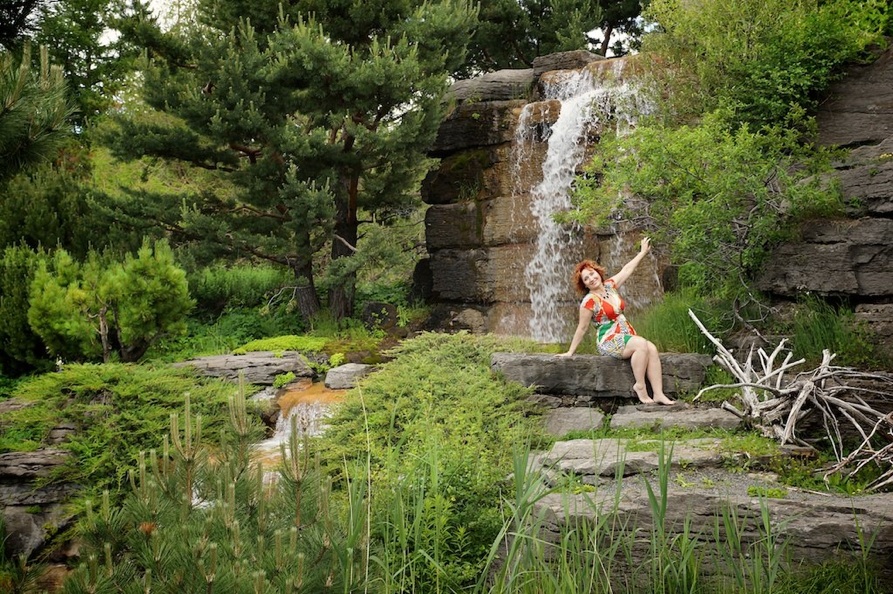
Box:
63 388 369 593
0 44 74 184
107 0 476 320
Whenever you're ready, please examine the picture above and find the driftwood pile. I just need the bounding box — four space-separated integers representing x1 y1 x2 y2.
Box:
688 310 893 491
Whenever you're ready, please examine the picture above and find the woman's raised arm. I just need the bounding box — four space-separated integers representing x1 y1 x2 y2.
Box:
609 237 651 288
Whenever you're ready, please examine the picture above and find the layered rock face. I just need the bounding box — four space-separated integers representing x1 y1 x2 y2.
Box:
420 51 664 342
758 46 893 357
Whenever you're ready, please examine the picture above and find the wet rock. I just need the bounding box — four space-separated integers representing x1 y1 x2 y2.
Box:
324 363 376 390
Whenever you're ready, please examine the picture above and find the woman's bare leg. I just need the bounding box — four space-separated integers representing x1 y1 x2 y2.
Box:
645 341 675 405
623 337 653 404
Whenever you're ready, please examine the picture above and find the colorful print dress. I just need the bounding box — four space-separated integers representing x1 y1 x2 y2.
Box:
580 279 637 358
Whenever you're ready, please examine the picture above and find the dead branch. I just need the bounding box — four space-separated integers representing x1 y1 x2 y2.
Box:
688 309 893 491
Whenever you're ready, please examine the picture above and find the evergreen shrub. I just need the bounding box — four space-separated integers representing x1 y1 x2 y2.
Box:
320 331 543 590
0 245 51 376
188 263 294 315
0 364 236 494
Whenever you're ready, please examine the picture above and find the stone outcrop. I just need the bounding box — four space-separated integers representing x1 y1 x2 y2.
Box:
0 449 79 559
175 351 316 385
758 45 893 357
421 51 663 338
324 363 376 390
527 437 893 582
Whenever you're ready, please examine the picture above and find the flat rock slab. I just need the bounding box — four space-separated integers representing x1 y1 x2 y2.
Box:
527 437 893 581
543 407 605 436
538 438 727 484
324 363 377 390
492 352 712 399
533 475 893 582
610 404 741 430
175 351 315 385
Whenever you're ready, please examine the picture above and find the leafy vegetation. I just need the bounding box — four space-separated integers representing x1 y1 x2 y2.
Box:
28 239 194 363
0 363 237 495
642 0 889 128
571 112 843 297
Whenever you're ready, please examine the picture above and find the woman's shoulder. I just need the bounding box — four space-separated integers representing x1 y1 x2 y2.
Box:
580 293 600 310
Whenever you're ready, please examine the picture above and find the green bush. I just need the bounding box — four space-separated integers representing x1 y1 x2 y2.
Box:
321 332 542 590
28 239 195 363
62 391 364 594
0 245 52 376
0 363 236 495
784 295 887 369
634 290 726 354
188 262 294 314
233 335 328 355
643 0 888 128
571 112 842 297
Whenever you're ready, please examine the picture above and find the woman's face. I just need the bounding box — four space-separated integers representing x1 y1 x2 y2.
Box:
581 267 603 291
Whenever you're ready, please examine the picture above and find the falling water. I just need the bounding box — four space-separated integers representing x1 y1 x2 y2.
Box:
519 62 647 342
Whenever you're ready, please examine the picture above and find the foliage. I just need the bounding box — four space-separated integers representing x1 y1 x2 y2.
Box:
0 43 75 185
0 143 101 258
188 262 295 315
0 363 236 495
642 0 889 128
108 0 477 321
28 239 194 363
62 389 368 594
347 206 427 311
36 0 139 126
0 0 49 50
233 335 328 356
633 289 726 354
468 0 607 72
144 305 309 362
321 331 542 590
0 245 52 376
781 295 887 369
571 112 843 297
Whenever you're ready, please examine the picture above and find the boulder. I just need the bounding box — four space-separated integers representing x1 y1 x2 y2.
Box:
817 45 893 148
609 404 741 431
756 218 893 298
449 69 535 103
543 407 605 437
430 100 526 155
324 363 376 390
528 437 893 581
532 50 604 78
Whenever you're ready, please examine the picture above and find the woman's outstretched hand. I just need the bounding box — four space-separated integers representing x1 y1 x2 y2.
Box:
639 236 651 255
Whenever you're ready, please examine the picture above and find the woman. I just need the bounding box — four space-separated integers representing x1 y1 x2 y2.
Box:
559 237 675 405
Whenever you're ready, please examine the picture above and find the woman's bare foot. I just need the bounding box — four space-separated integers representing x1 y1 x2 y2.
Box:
632 384 653 404
653 393 676 406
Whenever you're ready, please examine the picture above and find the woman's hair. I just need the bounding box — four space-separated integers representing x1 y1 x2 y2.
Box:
572 260 607 295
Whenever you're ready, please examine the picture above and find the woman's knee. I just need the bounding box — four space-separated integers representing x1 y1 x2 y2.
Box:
646 340 658 355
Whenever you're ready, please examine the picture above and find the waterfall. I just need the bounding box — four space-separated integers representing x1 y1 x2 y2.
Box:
518 62 647 342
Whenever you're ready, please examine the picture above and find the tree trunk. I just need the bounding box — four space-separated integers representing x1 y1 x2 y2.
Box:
600 23 614 58
292 257 320 321
329 175 358 321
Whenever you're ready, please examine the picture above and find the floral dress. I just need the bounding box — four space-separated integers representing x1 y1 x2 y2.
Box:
580 279 637 358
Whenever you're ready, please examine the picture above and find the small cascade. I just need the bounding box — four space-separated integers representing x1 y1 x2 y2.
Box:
253 382 345 468
517 61 648 342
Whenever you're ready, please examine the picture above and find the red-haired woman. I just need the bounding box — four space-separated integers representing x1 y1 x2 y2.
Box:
559 237 675 405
